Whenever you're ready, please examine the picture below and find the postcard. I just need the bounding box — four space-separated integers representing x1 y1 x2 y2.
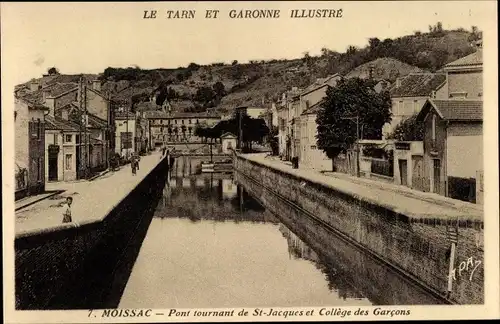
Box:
2 1 499 323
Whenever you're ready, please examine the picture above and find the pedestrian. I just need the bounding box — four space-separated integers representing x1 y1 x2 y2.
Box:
162 146 166 157
131 155 137 175
136 154 140 171
62 197 73 223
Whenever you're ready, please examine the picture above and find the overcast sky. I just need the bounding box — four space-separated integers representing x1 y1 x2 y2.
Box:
1 1 496 86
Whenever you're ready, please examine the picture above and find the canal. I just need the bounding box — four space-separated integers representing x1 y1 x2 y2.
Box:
115 157 444 308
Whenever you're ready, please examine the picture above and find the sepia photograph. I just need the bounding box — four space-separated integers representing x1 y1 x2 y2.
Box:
1 1 498 323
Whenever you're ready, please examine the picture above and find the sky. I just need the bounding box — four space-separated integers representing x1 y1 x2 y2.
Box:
1 1 497 86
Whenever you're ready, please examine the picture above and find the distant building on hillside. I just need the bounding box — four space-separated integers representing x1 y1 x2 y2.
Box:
144 110 221 147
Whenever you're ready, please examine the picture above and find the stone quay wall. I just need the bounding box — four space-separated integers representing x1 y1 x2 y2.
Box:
15 157 170 310
234 155 484 305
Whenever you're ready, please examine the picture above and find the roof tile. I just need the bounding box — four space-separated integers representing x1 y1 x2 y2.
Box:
445 50 482 68
432 100 483 121
390 73 446 98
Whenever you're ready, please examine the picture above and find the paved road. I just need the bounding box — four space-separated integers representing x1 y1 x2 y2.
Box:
243 154 483 221
15 152 166 235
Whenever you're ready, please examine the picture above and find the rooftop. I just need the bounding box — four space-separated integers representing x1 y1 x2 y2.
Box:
418 99 483 122
390 73 446 98
143 110 221 119
444 49 482 68
45 115 80 132
301 100 324 115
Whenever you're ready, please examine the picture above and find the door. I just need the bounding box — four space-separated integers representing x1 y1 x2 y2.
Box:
48 155 58 181
399 159 408 186
432 159 441 194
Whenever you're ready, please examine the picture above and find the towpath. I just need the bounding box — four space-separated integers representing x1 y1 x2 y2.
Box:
15 152 166 236
241 153 483 221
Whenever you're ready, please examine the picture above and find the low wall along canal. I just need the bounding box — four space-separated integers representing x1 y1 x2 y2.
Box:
234 154 484 305
15 157 170 310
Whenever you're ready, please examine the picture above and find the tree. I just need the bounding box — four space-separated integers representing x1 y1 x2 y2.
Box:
213 81 226 98
194 86 216 106
316 77 392 170
386 114 424 141
321 47 333 57
232 60 239 65
47 67 60 75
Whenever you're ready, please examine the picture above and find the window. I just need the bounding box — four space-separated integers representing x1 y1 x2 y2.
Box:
181 119 185 125
431 114 436 142
174 120 177 124
64 134 72 143
188 119 192 124
121 132 132 149
65 154 72 170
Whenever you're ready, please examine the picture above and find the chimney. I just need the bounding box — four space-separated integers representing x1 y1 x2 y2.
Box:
30 80 40 92
92 80 101 92
395 78 402 88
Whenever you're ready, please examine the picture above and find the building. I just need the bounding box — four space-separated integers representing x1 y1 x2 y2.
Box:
115 111 137 159
441 48 483 99
277 87 301 160
220 132 237 154
416 99 483 202
44 115 81 182
18 76 115 178
296 74 342 169
383 73 447 138
145 110 221 146
14 97 48 199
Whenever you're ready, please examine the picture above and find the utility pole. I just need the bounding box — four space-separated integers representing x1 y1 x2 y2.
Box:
238 108 243 151
126 104 129 161
78 76 83 179
84 83 90 178
341 115 360 177
106 91 111 170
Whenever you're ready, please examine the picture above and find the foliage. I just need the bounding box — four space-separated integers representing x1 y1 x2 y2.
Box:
213 81 226 98
362 144 392 159
47 67 60 75
316 77 392 161
102 66 143 81
194 112 269 148
194 86 216 107
386 114 424 141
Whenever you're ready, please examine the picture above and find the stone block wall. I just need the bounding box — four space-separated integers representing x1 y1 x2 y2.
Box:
15 157 169 309
234 155 484 305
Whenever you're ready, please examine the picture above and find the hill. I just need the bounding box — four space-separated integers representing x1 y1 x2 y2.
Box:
18 25 481 115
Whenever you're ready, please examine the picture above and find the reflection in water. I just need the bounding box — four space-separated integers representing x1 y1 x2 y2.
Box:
119 157 442 308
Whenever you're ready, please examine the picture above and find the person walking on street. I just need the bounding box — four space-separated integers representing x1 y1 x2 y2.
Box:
131 155 137 175
62 197 73 223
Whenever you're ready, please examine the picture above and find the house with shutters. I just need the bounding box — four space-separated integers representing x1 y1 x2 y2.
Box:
14 97 48 199
293 74 341 169
413 47 483 204
416 99 483 203
19 76 113 180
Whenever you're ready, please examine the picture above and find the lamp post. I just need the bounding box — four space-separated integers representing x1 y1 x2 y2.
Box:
341 115 360 178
